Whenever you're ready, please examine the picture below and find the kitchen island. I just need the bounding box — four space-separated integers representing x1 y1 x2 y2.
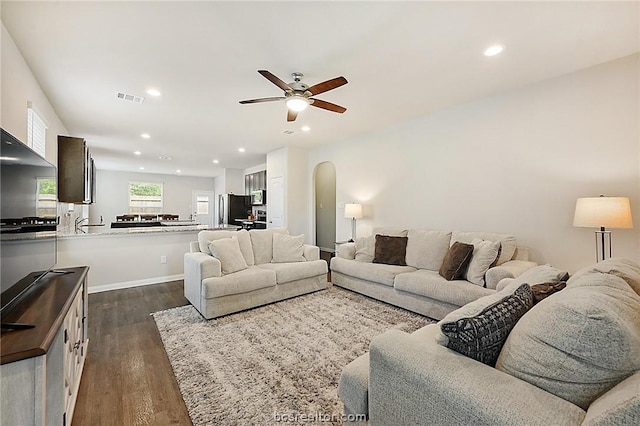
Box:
56 225 239 292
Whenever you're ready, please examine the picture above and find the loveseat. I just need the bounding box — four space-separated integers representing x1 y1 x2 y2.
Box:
184 228 328 319
331 228 536 320
338 258 640 425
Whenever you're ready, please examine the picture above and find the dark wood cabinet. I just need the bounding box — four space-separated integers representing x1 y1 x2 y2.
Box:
58 136 95 204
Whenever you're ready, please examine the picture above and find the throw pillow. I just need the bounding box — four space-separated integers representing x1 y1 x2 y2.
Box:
405 230 453 271
439 241 474 281
496 272 640 410
464 239 501 287
531 281 566 304
440 284 534 366
272 233 306 263
208 236 248 275
354 235 375 262
372 234 408 266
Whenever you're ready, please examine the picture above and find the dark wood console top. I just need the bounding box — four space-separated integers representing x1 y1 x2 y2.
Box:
0 266 89 365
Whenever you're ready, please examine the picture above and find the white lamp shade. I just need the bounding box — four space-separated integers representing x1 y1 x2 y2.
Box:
344 203 363 219
573 197 633 229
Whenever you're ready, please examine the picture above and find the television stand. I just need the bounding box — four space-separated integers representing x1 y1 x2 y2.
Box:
0 322 35 331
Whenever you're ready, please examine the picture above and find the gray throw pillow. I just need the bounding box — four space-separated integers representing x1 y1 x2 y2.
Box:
496 272 640 410
440 284 533 366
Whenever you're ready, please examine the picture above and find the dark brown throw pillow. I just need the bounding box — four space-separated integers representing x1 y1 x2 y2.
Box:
531 281 567 304
439 242 474 280
373 234 408 266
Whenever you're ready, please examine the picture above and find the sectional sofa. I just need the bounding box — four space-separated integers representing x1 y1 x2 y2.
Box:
338 258 640 425
330 228 536 320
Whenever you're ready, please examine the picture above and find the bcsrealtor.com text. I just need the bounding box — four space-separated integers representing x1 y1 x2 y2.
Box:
273 412 366 423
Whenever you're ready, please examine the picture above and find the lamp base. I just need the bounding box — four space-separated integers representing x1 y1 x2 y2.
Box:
594 228 612 262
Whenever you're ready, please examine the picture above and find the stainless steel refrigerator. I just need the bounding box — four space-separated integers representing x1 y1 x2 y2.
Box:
218 194 251 226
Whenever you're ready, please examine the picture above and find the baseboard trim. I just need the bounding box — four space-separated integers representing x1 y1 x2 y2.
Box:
88 274 184 294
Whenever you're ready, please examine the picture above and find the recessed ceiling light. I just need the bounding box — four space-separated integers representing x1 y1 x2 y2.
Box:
238 148 246 153
484 44 504 57
134 151 141 155
176 169 181 173
141 133 151 139
139 167 145 170
146 88 162 97
301 126 310 132
212 159 219 164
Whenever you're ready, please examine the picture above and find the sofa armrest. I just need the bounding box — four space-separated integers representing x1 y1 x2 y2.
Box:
184 252 221 280
337 242 356 260
303 244 320 261
368 329 585 426
583 371 640 425
485 260 537 290
189 241 200 253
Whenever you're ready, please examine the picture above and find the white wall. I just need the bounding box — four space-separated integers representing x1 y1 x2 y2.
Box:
88 169 214 224
308 54 640 273
1 23 68 165
57 231 197 290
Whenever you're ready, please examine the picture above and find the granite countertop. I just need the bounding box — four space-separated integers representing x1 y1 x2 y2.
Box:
57 224 240 238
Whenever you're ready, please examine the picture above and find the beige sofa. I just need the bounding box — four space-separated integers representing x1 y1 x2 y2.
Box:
338 258 640 425
330 228 536 320
184 228 328 319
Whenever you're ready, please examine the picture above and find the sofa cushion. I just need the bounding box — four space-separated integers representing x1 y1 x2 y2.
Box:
435 278 525 346
495 270 640 410
272 233 305 263
201 266 277 298
439 242 474 281
405 230 452 271
394 269 493 306
373 235 408 266
249 228 289 265
452 231 517 266
257 260 328 285
198 229 254 266
331 257 416 287
354 235 375 262
440 284 533 366
208 236 249 275
464 239 501 287
568 257 640 296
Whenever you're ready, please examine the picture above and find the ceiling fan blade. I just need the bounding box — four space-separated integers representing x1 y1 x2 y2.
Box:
239 97 285 104
306 76 348 96
309 98 347 113
287 109 298 122
258 70 293 92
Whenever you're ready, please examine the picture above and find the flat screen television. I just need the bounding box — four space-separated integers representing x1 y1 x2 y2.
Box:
1 128 58 320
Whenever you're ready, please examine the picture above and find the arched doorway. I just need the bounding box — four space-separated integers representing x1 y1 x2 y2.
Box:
313 162 336 253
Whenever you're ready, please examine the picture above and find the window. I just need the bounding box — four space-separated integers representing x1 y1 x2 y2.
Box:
36 178 57 217
27 107 47 158
196 195 209 215
129 182 163 214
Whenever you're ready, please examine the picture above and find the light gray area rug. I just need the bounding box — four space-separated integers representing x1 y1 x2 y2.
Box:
152 286 433 425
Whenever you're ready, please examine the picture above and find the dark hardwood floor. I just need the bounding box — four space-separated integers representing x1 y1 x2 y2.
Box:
72 256 333 425
72 281 192 426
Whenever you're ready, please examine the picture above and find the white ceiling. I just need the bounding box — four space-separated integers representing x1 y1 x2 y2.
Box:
2 1 638 177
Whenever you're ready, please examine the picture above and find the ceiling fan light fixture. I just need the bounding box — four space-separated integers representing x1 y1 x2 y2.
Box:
286 97 309 112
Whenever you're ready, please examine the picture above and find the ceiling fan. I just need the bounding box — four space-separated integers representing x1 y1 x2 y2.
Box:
239 70 348 122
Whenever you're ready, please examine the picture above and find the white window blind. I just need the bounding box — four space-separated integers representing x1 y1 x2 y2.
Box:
27 108 48 157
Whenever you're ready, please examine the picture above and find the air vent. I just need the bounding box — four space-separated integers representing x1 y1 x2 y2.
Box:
158 156 173 161
116 92 145 104
283 130 294 135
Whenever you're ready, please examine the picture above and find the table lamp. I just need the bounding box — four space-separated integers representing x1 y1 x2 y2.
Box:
344 203 363 242
573 195 633 262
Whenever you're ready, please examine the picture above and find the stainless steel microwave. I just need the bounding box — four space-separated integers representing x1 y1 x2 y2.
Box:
251 189 266 205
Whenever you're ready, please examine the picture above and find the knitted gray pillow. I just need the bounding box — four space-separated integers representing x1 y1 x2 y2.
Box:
440 284 533 366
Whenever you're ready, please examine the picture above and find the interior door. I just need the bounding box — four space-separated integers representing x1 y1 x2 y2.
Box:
192 190 215 228
268 176 284 228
